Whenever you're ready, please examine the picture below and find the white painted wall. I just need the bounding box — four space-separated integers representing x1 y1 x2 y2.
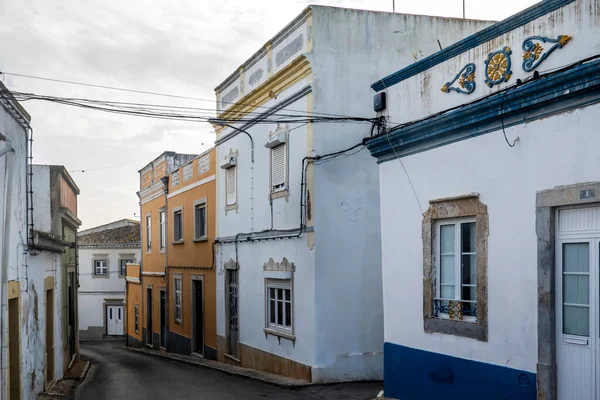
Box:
383 0 600 128
78 247 139 333
379 103 600 373
215 5 492 382
31 165 51 233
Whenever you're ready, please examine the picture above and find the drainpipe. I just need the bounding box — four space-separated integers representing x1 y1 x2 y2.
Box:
160 176 169 350
0 134 15 399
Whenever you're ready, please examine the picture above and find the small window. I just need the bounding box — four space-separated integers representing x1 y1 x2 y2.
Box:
120 259 134 276
159 209 166 251
265 279 292 333
435 219 477 322
173 209 183 242
174 276 182 324
226 166 237 206
134 304 139 333
194 203 207 240
271 144 286 192
94 260 108 276
145 214 152 252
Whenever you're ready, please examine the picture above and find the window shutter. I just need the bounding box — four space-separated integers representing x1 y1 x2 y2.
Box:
226 167 236 205
271 144 286 191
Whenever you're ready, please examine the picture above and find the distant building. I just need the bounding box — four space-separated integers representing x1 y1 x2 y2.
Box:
0 80 82 399
213 5 491 383
365 0 600 399
126 149 217 360
78 219 141 339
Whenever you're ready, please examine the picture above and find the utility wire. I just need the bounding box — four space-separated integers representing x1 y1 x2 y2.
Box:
68 157 150 173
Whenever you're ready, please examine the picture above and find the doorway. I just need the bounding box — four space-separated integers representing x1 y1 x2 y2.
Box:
160 290 167 349
192 278 204 355
146 287 153 346
67 271 76 361
45 288 54 385
226 269 239 358
9 297 20 399
106 305 124 336
556 206 600 399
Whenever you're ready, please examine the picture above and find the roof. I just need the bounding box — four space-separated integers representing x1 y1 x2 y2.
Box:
78 220 141 248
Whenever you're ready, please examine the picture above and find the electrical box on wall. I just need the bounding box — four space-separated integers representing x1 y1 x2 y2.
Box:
374 92 386 112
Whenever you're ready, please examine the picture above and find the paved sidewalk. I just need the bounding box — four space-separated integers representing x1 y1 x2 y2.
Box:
124 345 312 388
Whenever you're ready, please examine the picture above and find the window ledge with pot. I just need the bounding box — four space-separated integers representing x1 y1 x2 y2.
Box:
264 327 296 343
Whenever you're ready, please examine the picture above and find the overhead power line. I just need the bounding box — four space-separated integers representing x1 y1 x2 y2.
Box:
0 71 363 119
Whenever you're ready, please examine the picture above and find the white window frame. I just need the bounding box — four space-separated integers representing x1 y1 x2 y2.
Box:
225 166 237 207
270 143 287 194
174 275 183 325
159 208 166 252
145 213 152 253
265 279 293 336
435 217 477 323
172 206 183 243
193 199 207 241
94 260 108 276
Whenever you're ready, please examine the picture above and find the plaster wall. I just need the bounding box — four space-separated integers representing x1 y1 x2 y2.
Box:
378 103 600 373
31 166 51 233
382 0 600 127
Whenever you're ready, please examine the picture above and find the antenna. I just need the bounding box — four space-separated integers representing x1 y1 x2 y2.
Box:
393 0 395 13
463 0 466 18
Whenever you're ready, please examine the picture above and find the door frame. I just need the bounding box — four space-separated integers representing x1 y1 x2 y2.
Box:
44 276 55 388
536 182 600 400
104 299 125 336
191 275 205 356
224 262 240 360
159 288 167 350
146 286 153 347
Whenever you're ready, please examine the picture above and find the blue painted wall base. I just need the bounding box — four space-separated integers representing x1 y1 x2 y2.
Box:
384 342 536 400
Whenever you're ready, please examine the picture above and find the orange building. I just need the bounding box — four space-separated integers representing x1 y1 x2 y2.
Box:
126 149 218 358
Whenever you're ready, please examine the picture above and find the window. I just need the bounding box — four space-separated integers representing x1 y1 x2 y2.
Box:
271 144 286 193
174 276 182 325
435 219 477 322
94 260 108 276
423 195 488 342
145 214 152 252
226 166 237 206
159 209 166 251
120 259 134 276
194 202 207 240
134 304 139 333
265 279 293 334
562 242 590 336
173 208 183 243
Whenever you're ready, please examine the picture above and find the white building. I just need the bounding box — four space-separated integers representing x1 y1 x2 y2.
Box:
78 219 141 339
213 5 491 383
0 81 82 399
365 0 600 398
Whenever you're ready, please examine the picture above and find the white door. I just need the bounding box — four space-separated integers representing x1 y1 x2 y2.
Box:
556 207 600 400
107 306 124 336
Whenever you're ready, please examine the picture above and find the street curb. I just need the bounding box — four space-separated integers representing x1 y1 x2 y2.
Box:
123 346 312 389
79 361 91 381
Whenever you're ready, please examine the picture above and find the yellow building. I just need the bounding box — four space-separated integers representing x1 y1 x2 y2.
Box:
126 149 218 359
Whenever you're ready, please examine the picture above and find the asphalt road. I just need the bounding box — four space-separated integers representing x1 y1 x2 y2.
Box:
76 341 381 400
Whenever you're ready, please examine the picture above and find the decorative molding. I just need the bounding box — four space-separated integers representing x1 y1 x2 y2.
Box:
167 175 215 199
522 34 572 72
366 58 600 163
441 63 476 94
263 257 295 272
125 277 141 284
371 0 576 92
224 258 239 270
484 47 512 87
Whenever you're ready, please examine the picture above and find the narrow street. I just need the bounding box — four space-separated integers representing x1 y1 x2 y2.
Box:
76 341 381 400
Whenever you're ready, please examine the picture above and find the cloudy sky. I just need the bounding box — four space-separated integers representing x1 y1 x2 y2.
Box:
0 0 537 229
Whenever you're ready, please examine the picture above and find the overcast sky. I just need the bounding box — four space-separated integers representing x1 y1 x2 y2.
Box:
0 0 538 229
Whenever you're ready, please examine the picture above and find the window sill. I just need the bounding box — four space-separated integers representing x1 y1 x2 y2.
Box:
424 317 487 342
92 275 109 279
175 320 182 326
225 204 238 212
160 249 166 254
270 189 289 200
172 240 184 245
264 327 295 342
193 237 208 243
146 251 152 255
